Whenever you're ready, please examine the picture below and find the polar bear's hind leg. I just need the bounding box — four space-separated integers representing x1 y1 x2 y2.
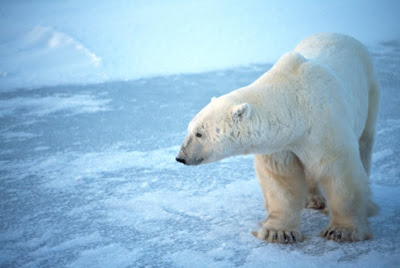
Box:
359 79 380 177
305 173 327 211
359 75 380 217
319 136 373 242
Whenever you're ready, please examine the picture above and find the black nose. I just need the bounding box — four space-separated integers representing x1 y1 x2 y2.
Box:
175 157 186 164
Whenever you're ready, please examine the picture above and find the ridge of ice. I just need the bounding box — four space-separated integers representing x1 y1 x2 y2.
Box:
0 25 104 90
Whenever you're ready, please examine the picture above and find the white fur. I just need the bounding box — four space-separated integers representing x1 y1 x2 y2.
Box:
176 33 380 243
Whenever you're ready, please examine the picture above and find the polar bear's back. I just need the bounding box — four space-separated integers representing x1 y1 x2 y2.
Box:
295 33 378 136
294 33 376 88
294 33 365 60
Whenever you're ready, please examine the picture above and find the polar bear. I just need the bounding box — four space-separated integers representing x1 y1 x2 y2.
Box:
176 33 380 243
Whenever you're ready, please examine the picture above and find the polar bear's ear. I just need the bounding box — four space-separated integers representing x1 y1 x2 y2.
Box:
232 103 251 121
211 96 217 102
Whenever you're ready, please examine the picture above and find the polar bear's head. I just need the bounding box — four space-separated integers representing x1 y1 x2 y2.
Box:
176 96 252 165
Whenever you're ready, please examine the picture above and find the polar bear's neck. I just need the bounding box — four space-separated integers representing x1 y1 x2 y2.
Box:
229 74 308 155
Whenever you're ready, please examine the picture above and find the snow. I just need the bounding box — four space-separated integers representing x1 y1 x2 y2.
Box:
1 0 400 90
0 94 111 117
0 1 400 267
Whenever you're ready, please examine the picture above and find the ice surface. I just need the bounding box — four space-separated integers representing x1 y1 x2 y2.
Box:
1 41 399 267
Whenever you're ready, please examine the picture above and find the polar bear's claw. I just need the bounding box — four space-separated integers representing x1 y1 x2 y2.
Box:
321 225 371 242
253 228 301 244
322 227 350 242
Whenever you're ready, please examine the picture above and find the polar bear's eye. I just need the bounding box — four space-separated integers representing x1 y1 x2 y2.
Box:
196 132 202 138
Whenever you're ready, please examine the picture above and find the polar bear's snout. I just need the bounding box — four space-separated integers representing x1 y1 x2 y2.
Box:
175 155 186 165
176 135 205 166
175 148 204 166
176 136 190 165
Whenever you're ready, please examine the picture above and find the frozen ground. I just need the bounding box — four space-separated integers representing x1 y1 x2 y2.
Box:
0 40 399 267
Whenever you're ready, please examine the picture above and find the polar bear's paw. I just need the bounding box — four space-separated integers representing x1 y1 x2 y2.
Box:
306 194 326 211
321 225 371 242
252 228 302 244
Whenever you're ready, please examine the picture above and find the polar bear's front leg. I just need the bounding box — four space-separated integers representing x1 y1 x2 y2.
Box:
253 152 307 243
